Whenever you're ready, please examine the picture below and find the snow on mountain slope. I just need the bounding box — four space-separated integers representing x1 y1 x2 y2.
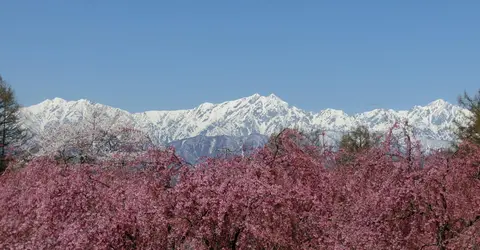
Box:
21 98 135 134
168 133 269 164
19 94 469 150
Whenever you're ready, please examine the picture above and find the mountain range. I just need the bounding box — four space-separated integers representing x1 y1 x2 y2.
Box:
19 94 469 162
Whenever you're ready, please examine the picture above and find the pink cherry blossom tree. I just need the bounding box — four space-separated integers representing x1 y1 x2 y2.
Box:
1 126 479 249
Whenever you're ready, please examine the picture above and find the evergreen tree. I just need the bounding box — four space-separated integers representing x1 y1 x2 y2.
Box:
455 90 480 145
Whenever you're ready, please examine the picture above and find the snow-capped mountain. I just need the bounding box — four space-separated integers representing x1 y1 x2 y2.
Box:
19 94 469 156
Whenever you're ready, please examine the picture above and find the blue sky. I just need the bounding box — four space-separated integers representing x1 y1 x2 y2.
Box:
1 1 479 114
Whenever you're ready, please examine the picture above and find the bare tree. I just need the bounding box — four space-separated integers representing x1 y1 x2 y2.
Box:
0 75 28 172
38 105 154 164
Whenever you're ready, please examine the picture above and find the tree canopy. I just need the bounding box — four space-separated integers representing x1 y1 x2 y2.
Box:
339 125 381 153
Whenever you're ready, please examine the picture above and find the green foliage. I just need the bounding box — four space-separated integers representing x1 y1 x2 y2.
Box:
455 90 480 145
339 125 380 153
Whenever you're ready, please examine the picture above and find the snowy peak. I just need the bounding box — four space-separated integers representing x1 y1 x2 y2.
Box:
267 93 279 99
237 93 289 107
49 97 68 104
426 99 449 108
28 97 66 110
265 93 287 103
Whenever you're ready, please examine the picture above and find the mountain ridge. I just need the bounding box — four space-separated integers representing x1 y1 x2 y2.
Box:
27 95 455 118
19 94 469 150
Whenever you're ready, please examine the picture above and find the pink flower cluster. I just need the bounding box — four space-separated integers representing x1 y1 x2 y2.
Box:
1 129 479 249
